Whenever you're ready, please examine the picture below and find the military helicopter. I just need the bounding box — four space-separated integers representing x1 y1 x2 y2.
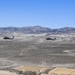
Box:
3 36 14 40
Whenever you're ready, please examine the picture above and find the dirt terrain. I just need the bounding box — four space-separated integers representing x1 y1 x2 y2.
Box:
0 33 75 71
0 70 17 75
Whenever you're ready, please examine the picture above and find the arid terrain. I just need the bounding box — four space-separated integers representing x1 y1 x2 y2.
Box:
0 33 75 74
0 33 75 69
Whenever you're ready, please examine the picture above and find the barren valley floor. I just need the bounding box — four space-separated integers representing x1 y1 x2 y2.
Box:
0 34 75 70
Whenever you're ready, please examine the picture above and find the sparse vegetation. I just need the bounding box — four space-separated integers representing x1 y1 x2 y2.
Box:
23 71 37 75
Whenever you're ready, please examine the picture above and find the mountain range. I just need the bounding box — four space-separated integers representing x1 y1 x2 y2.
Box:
0 26 75 34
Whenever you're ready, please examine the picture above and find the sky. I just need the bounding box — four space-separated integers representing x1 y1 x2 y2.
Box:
0 0 75 28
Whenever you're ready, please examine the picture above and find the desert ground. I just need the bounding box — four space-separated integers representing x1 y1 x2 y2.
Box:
0 33 75 73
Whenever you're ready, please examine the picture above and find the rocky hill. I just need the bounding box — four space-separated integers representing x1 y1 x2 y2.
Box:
0 26 75 34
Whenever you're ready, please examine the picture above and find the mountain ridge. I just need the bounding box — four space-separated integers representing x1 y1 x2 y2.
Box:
0 26 75 34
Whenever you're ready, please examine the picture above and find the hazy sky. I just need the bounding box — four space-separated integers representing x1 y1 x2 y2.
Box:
0 0 75 28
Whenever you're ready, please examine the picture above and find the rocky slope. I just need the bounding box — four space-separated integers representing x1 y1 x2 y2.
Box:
0 26 75 34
